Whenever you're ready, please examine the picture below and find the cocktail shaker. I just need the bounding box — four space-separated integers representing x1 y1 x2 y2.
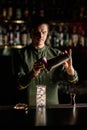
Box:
41 53 69 71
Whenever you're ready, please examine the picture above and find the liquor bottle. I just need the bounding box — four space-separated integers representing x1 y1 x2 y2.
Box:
58 25 64 46
21 24 28 46
7 0 13 20
2 24 8 45
1 0 7 21
31 0 37 19
50 26 58 48
23 0 31 23
14 0 22 20
63 25 70 47
7 23 14 45
2 1 7 21
0 25 3 45
2 7 7 21
14 24 21 45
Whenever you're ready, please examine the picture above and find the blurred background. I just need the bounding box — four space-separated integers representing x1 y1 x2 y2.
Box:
0 0 87 105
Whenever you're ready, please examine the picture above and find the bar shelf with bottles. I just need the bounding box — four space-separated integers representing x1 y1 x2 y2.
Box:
0 0 87 48
47 21 87 48
0 20 87 48
0 20 32 48
0 0 32 49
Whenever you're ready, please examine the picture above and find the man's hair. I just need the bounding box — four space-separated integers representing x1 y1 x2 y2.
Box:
31 16 49 29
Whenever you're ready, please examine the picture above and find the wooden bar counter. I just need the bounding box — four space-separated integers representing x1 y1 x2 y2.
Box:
0 103 87 128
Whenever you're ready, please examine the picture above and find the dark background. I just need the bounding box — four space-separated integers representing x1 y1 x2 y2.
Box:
0 0 87 22
0 0 87 105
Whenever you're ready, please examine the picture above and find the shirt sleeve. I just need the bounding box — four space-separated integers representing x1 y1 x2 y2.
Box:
17 70 35 90
66 69 79 83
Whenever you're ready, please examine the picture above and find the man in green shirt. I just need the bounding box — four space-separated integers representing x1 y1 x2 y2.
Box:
17 17 78 106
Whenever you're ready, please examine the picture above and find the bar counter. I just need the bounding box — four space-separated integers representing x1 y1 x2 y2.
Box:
0 103 87 128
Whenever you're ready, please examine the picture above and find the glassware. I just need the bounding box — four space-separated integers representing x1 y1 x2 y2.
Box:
35 85 46 126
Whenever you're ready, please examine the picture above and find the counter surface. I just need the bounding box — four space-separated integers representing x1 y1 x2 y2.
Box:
0 103 87 127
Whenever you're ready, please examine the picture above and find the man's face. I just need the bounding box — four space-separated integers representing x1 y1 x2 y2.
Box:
31 24 48 48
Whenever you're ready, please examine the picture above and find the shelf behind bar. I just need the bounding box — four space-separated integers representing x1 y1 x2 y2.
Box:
0 45 25 49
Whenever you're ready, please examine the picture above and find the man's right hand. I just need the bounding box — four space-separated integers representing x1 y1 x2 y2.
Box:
32 61 45 77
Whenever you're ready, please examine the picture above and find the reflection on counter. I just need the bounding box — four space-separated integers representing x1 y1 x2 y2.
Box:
0 103 87 127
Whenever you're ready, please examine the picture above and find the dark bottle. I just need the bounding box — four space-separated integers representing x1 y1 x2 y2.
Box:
7 0 13 20
40 53 69 71
2 1 7 21
23 0 31 24
14 24 21 45
21 24 28 46
2 25 8 45
0 25 3 46
14 0 22 20
7 23 14 45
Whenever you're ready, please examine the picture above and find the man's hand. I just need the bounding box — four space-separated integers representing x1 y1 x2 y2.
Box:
32 61 45 77
63 49 75 76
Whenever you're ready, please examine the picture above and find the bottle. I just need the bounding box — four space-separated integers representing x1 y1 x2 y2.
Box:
14 25 21 45
2 0 7 21
40 53 69 71
2 1 7 21
2 24 8 45
23 0 31 24
14 0 22 20
21 24 28 46
7 0 13 20
0 25 3 46
7 23 14 45
58 25 64 46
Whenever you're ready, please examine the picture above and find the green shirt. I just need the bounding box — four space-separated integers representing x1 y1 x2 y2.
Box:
17 44 78 106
